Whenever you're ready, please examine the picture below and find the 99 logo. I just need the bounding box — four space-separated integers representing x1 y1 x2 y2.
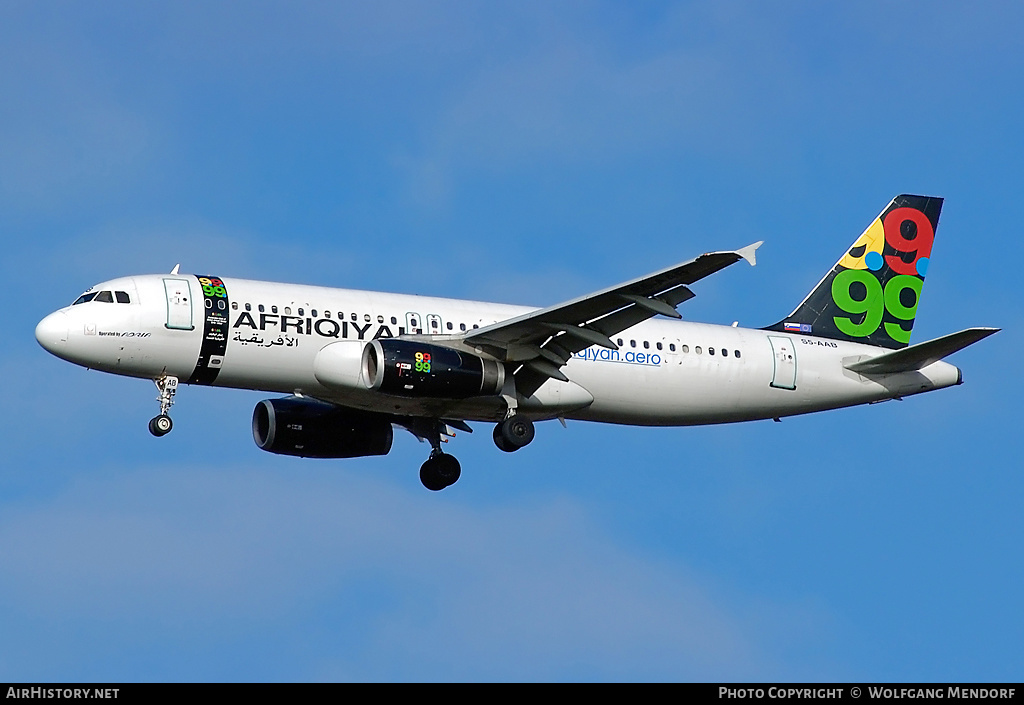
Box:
199 277 227 298
831 207 933 344
414 351 432 373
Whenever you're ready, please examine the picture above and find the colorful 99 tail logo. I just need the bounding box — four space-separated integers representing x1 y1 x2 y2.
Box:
831 205 934 345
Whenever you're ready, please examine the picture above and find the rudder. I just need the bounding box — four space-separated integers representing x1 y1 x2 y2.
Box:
765 194 943 349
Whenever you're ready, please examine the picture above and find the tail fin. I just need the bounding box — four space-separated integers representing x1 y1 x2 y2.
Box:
765 194 943 349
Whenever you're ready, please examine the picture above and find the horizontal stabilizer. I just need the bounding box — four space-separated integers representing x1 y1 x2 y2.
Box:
845 327 999 375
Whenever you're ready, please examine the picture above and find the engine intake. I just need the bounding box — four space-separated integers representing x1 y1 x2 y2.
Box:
252 397 393 459
362 340 505 398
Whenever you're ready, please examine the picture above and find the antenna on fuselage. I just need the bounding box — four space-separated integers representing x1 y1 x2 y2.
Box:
170 264 180 275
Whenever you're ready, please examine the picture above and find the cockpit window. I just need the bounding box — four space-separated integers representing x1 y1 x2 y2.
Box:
94 290 114 303
115 291 130 304
73 292 97 305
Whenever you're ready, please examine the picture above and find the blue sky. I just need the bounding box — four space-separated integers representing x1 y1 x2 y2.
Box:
1 1 1021 682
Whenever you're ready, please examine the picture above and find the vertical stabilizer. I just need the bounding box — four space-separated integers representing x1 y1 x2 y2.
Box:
765 194 943 349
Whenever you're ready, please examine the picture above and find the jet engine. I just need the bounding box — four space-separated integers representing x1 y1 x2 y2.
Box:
252 397 393 458
361 339 505 398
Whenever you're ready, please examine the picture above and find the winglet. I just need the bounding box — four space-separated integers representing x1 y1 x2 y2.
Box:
736 241 762 267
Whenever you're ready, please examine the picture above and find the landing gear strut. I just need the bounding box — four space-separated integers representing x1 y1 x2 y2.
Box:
149 375 178 437
493 414 535 453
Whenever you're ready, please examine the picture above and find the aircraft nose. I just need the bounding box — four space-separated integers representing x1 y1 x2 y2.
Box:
35 311 69 354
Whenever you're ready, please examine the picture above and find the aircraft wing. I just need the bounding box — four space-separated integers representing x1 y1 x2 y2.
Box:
463 242 761 395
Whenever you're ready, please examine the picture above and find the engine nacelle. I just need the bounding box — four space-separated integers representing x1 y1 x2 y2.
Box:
313 340 366 391
362 339 505 398
252 397 393 459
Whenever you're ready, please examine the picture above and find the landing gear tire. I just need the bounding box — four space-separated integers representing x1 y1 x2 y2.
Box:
420 452 462 491
150 376 178 438
149 414 173 437
493 414 535 452
492 426 516 453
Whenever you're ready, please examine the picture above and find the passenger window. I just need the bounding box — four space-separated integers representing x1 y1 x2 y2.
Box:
230 301 237 310
377 315 384 323
695 346 702 354
351 313 358 322
324 311 331 319
259 304 265 313
312 309 318 318
680 344 688 353
271 306 278 314
364 314 371 322
391 316 398 325
735 350 741 358
447 322 453 330
460 323 467 331
617 338 623 346
115 291 131 304
643 341 649 349
297 308 304 316
95 291 114 303
630 340 636 348
670 343 677 352
656 342 662 350
245 303 251 312
285 307 292 315
721 348 727 357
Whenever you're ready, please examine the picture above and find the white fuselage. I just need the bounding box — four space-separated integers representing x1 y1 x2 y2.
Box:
35 273 963 426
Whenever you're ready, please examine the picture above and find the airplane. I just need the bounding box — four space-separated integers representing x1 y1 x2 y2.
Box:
35 194 997 490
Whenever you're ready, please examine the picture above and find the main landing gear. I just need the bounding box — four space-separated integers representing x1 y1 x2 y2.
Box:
420 449 462 492
415 420 463 491
148 375 178 437
417 413 535 490
492 414 535 453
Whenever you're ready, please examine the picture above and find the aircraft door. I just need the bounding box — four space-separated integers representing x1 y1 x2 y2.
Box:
163 278 195 330
768 335 797 390
405 312 421 334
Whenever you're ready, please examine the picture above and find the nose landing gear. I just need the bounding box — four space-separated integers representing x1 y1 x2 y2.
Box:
149 375 178 437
